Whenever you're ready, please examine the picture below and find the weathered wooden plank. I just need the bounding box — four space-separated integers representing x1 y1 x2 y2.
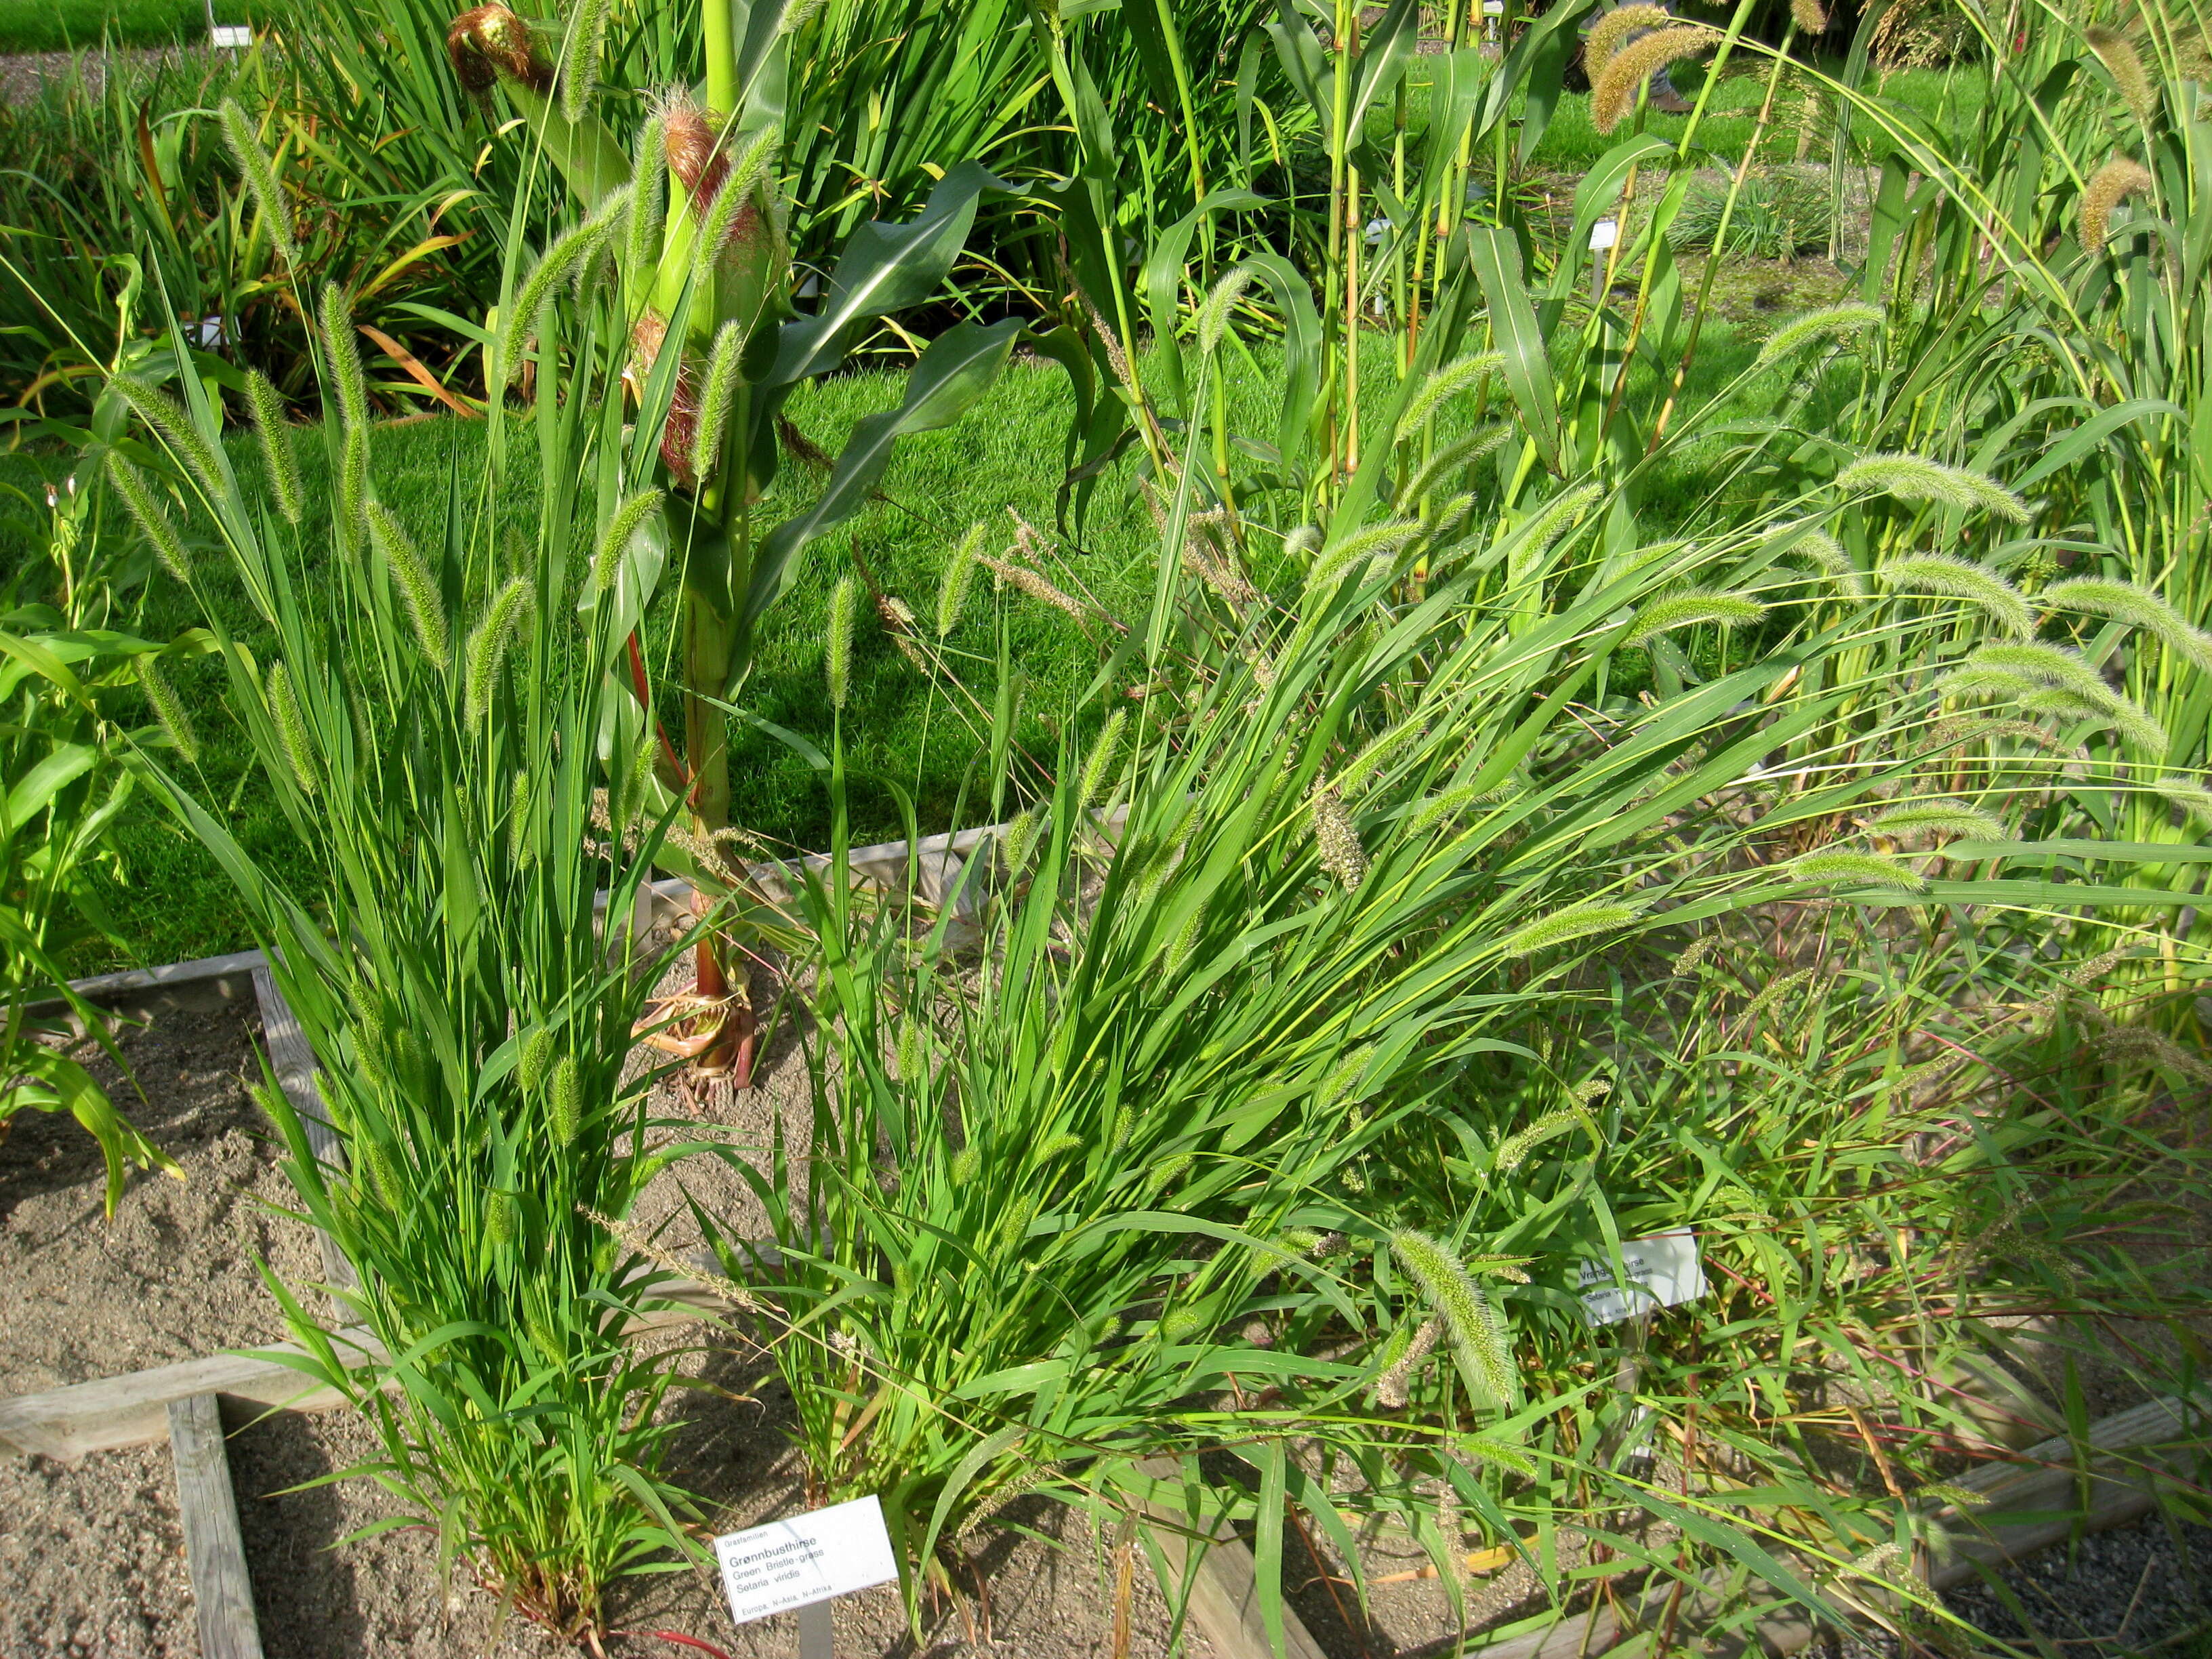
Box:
0 1263 731 1462
1928 1392 2209 1588
250 966 356 1292
1135 1455 1328 1659
167 1392 266 1659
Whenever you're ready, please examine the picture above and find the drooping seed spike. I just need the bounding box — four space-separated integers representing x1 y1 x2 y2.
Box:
1879 554 2033 636
1591 26 1715 134
2080 156 2156 252
1076 708 1127 813
1496 901 1643 958
1754 301 1883 367
1196 263 1255 358
937 521 987 638
464 575 536 725
1582 4 1675 77
1389 1230 1520 1412
2084 26 2158 122
1786 849 1926 890
1623 588 1767 647
218 98 299 263
550 1054 581 1147
266 658 319 796
592 487 665 593
108 377 224 495
1395 352 1504 438
365 501 450 668
136 654 201 764
104 452 190 582
1309 781 1368 888
243 370 304 525
558 0 612 122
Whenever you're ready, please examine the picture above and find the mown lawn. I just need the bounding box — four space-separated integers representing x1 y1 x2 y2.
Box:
0 0 268 52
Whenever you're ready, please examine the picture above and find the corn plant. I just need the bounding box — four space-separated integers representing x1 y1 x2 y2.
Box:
445 0 1091 1084
108 261 714 1634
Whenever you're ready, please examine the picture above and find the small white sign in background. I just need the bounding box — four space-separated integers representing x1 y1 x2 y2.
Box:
1589 217 1620 252
209 24 253 46
1578 1229 1706 1327
715 1495 899 1626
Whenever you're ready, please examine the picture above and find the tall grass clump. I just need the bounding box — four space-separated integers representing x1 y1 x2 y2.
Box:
109 251 708 1633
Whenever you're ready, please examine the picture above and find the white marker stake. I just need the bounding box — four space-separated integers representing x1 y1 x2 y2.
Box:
1578 1228 1706 1328
714 1495 899 1658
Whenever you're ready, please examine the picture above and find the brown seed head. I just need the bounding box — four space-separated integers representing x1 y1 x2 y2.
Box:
1790 0 1828 32
1583 4 1674 75
2085 25 2158 122
2079 155 2155 251
447 4 550 96
1592 25 1715 133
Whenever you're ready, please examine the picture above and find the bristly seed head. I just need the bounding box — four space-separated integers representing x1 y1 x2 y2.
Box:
1310 781 1368 889
2080 156 2156 253
2084 26 2158 122
1592 26 1715 135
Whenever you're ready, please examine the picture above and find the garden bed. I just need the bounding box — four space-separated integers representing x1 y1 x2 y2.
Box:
0 975 1233 1657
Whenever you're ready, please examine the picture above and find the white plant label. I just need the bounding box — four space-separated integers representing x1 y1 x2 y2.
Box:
1589 217 1620 252
209 24 253 45
1578 1229 1706 1327
715 1495 899 1626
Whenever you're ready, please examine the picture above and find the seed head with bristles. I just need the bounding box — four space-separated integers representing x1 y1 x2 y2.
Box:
1878 554 2033 636
691 321 744 481
592 487 664 594
978 552 1086 619
1397 424 1511 510
1623 588 1767 647
243 370 303 525
2081 157 2157 251
1583 4 1674 76
218 98 298 264
1870 797 2006 840
2041 577 2212 670
1510 480 1603 562
365 502 449 668
1395 351 1504 438
1310 781 1368 888
1592 26 1715 134
1077 708 1127 813
108 378 224 495
1755 301 1883 367
1788 849 1926 890
1497 901 1643 958
1196 263 1254 357
1389 1231 1520 1412
623 112 668 290
692 127 779 284
1762 519 1864 595
558 0 611 121
1308 518 1422 591
104 453 190 583
464 575 535 726
936 522 987 638
825 575 858 712
1790 0 1827 32
320 282 368 433
1836 452 2030 524
2084 26 2158 121
266 659 319 796
136 655 200 765
1373 1317 1441 1408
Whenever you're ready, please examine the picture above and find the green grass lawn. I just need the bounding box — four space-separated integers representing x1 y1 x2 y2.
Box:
0 0 267 52
1 304 1814 973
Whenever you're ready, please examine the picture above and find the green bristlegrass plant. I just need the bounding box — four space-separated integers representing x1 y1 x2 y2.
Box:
103 262 716 1636
672 329 2180 1634
1 470 183 1210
